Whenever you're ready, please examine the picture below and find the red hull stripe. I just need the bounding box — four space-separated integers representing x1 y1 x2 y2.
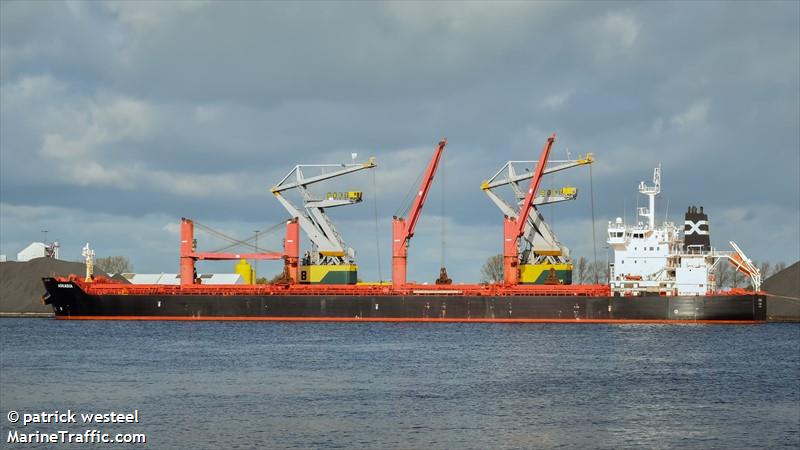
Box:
55 316 764 324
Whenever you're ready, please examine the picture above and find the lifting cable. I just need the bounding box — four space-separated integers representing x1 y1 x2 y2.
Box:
193 220 284 253
589 164 598 282
372 168 383 282
440 145 446 269
393 156 426 219
550 163 555 229
216 220 286 253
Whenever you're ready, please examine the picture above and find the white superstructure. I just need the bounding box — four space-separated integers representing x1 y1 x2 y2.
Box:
607 166 760 296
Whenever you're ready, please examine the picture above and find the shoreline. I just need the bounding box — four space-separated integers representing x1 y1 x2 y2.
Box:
0 312 55 318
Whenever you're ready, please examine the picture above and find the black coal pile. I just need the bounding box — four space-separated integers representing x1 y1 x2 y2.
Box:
762 261 800 322
0 258 108 314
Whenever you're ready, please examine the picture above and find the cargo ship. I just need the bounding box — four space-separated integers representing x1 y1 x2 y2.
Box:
42 135 766 323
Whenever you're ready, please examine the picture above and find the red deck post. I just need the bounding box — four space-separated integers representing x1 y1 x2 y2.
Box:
503 216 519 285
392 218 408 288
284 218 300 283
179 218 195 285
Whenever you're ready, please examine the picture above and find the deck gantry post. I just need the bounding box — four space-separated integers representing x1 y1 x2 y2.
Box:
284 218 300 283
180 218 195 285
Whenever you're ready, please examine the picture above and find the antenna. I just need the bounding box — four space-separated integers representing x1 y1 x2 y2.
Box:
82 243 95 282
637 164 661 229
623 198 626 226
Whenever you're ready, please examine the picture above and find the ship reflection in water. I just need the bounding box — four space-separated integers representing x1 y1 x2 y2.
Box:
1 319 797 449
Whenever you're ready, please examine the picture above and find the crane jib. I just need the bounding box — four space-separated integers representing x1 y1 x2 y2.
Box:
516 133 556 238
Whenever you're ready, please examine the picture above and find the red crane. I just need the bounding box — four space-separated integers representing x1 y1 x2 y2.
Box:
502 133 556 284
392 138 447 287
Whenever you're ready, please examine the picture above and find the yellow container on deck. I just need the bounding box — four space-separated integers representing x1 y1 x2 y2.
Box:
235 259 255 285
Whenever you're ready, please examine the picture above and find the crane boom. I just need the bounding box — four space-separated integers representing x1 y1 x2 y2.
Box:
480 155 593 191
404 138 447 240
516 133 556 238
392 138 447 287
271 159 376 193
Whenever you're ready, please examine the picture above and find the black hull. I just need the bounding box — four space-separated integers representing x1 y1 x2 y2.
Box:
42 279 767 322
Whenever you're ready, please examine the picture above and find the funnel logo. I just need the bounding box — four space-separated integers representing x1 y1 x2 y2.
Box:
685 220 709 235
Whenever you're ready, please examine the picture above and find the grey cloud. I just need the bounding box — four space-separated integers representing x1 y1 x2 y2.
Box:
1 1 797 275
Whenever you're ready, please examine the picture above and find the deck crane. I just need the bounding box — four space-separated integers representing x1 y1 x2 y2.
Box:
271 157 376 284
481 133 593 285
482 154 595 281
392 138 447 288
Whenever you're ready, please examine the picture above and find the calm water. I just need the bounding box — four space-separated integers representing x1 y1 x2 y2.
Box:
1 319 798 449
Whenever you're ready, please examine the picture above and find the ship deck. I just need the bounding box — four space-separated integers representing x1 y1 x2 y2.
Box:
67 275 610 297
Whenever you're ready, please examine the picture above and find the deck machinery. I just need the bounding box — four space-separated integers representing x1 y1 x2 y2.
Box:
481 134 593 284
392 139 448 287
269 135 591 287
268 139 448 287
271 158 376 284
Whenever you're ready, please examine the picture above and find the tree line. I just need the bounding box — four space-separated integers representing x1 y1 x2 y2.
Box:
479 254 611 284
715 260 786 289
95 256 133 274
